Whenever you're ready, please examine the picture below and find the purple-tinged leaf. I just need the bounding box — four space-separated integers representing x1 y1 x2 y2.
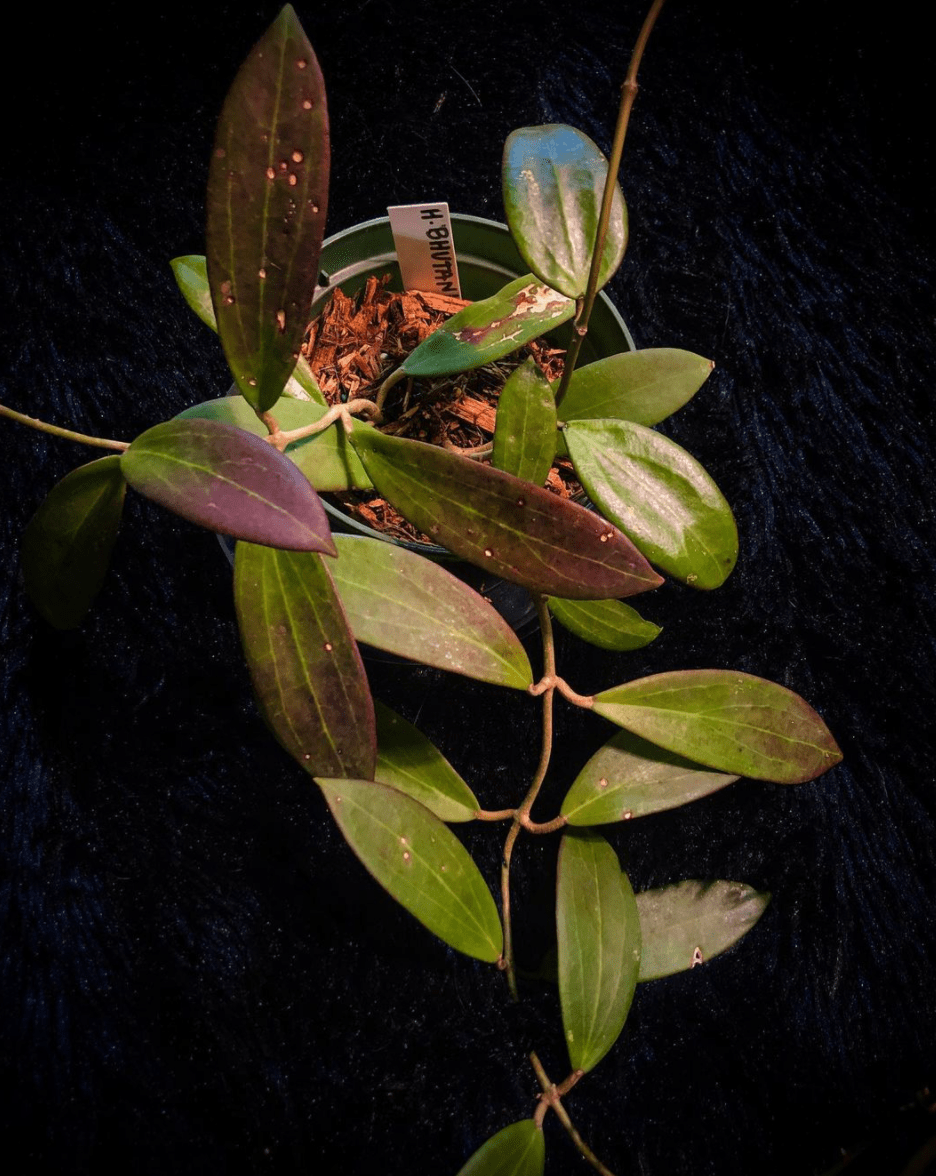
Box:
374 701 479 823
592 669 843 784
561 729 738 825
22 456 125 630
317 777 503 962
234 542 375 779
329 535 532 689
400 275 575 379
170 256 327 407
503 124 627 299
456 1120 545 1176
557 830 640 1073
348 426 662 600
491 357 557 485
566 419 738 589
559 348 714 425
546 596 660 652
206 5 329 412
121 418 336 553
636 880 770 982
176 397 371 491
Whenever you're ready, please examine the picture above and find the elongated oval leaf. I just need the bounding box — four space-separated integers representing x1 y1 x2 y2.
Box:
637 880 770 982
491 357 557 485
374 700 479 822
121 418 335 553
170 255 216 330
400 275 575 379
557 830 640 1073
592 669 843 784
22 456 126 630
206 5 329 412
561 729 739 825
316 777 502 962
547 596 660 652
456 1120 545 1176
177 396 370 491
170 256 326 407
329 536 532 688
566 419 738 589
348 426 662 600
234 542 375 778
559 349 714 425
503 124 627 299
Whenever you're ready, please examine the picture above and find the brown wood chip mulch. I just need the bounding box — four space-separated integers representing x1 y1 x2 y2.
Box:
300 274 580 545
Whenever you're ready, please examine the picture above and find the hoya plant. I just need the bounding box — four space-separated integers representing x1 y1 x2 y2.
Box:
0 4 841 1173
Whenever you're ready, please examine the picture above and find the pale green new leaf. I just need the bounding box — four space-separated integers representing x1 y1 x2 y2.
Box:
374 701 479 822
546 596 660 652
317 777 503 962
170 255 216 330
456 1120 545 1176
557 830 640 1073
637 880 770 981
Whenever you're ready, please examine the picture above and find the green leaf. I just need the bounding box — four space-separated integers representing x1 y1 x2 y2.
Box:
561 729 739 825
121 418 336 553
170 255 326 407
170 255 216 330
556 830 641 1073
21 456 126 630
503 124 627 299
286 356 329 406
559 349 714 425
592 669 843 784
374 701 479 823
348 426 662 600
316 777 503 962
546 596 660 652
400 275 575 378
636 880 770 982
176 396 371 491
234 542 375 779
206 5 329 412
491 358 557 485
456 1120 545 1176
329 536 532 689
566 419 738 589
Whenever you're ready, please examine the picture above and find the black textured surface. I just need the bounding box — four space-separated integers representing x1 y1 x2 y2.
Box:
2 3 935 1174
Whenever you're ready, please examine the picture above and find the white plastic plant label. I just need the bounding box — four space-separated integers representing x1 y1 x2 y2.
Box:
387 203 462 298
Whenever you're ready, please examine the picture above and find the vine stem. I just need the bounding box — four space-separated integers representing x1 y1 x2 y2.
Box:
262 398 380 451
529 673 594 708
500 594 556 1000
554 0 667 409
529 1052 615 1176
0 402 129 452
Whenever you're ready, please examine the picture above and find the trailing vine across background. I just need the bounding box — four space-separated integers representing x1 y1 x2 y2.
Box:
0 4 842 1172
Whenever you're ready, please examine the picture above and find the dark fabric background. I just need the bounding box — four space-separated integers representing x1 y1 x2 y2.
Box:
2 3 934 1174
